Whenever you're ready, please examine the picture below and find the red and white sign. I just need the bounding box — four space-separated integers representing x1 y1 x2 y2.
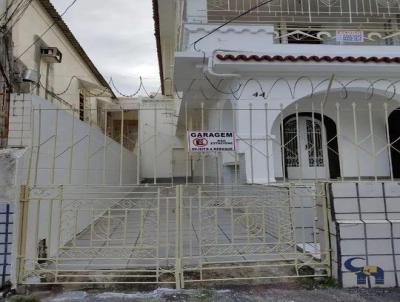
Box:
188 131 235 152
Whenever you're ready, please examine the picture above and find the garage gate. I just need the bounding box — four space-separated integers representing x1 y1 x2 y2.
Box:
16 184 331 288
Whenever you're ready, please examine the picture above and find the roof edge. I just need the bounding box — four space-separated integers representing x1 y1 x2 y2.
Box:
38 0 116 99
152 0 165 95
216 54 400 64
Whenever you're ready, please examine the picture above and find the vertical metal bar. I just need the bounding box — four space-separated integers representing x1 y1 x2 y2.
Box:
26 106 35 187
16 185 29 284
348 0 353 22
288 184 299 275
102 108 108 185
280 104 286 181
233 102 239 184
336 103 344 181
156 188 160 282
201 103 205 184
368 103 377 181
218 104 222 184
185 102 189 185
320 102 328 179
384 103 394 181
189 196 193 258
307 0 312 22
295 104 303 182
321 183 331 274
120 109 124 185
73 208 78 247
90 207 94 247
265 103 270 184
123 209 128 246
249 103 254 184
137 104 141 185
33 105 41 186
69 109 75 184
51 109 59 184
107 209 111 247
175 185 182 289
179 186 184 289
55 186 64 283
154 105 158 185
198 186 203 281
352 102 361 181
86 108 92 185
312 103 318 180
166 196 169 263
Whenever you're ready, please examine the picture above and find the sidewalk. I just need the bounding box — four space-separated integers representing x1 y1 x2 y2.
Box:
14 287 400 302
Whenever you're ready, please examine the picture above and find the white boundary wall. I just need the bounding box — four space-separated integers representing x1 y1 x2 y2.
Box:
1 94 138 286
327 182 400 288
8 94 137 185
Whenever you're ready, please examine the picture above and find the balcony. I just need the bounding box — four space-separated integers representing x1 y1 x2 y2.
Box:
207 0 400 45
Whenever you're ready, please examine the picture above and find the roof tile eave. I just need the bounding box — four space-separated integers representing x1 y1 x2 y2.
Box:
216 53 400 64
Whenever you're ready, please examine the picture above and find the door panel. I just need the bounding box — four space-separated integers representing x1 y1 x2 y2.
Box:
284 117 329 180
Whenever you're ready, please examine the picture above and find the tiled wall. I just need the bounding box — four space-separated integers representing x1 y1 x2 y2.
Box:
329 182 400 288
0 203 14 288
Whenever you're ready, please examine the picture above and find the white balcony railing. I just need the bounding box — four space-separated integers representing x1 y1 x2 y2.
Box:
207 0 400 44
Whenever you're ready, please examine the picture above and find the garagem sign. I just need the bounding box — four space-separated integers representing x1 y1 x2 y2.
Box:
188 131 235 152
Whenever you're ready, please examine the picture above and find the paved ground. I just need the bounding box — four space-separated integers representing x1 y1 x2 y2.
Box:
9 287 400 302
42 186 309 283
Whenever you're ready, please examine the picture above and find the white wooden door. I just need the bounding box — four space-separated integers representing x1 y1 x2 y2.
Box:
284 117 329 180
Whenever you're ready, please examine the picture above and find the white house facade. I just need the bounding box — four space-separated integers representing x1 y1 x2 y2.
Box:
154 0 400 184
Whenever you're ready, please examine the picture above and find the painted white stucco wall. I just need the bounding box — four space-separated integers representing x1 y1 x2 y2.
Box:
11 0 112 109
2 93 138 285
196 79 400 183
139 98 186 181
8 94 137 185
171 22 400 183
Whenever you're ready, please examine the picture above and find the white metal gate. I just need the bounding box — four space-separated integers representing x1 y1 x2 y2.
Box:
16 184 331 288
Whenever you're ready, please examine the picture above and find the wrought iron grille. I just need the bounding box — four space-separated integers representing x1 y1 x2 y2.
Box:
284 119 300 168
306 120 324 167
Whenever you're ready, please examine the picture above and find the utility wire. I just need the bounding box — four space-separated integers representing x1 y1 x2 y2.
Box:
15 0 79 60
5 0 34 31
192 0 275 50
0 0 18 23
4 0 31 26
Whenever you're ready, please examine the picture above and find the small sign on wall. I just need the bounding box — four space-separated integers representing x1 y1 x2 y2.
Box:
336 30 364 43
188 131 235 152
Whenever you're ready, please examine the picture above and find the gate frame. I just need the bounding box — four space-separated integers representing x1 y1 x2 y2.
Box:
15 183 332 288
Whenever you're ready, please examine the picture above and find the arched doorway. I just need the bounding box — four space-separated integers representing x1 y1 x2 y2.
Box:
389 108 400 179
283 113 341 180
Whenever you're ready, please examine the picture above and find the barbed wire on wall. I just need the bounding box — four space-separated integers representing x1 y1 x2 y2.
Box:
22 71 400 106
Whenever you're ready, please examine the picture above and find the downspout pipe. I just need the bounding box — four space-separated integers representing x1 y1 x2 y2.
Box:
203 49 241 79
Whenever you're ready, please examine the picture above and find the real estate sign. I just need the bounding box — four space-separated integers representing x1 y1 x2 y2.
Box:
188 131 235 152
336 30 364 43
